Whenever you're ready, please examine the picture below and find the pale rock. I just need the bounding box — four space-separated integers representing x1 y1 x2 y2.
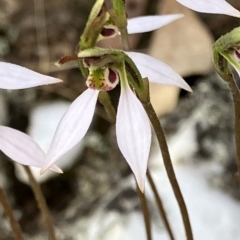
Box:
148 0 213 116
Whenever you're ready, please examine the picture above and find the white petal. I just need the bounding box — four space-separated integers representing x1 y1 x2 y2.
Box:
0 126 62 173
116 84 151 192
127 14 183 34
126 52 192 92
176 0 240 17
0 62 62 89
41 89 99 173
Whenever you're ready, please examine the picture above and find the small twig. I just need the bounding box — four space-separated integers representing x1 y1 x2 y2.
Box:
142 101 193 240
23 166 56 240
136 183 152 240
147 171 175 240
0 186 24 240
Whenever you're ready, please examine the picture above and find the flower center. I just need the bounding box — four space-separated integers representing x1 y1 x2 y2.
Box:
86 67 119 91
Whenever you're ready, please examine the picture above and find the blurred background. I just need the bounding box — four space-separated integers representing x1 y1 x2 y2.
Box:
1 0 240 239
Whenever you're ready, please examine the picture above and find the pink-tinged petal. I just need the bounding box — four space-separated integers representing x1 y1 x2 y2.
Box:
116 84 151 192
0 62 62 89
126 52 192 92
41 89 99 173
0 126 62 173
127 14 183 34
176 0 240 17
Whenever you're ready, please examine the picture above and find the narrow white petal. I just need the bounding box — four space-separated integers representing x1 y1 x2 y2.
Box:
116 84 151 192
176 0 240 17
0 62 62 89
41 89 99 173
126 52 192 92
0 126 61 173
127 14 183 34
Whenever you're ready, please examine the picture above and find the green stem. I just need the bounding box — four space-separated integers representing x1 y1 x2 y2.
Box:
142 101 193 240
23 166 56 240
147 171 175 240
0 185 24 240
119 27 130 51
227 79 240 175
136 183 152 240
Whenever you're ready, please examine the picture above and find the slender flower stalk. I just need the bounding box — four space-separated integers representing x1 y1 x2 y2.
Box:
23 166 56 240
0 185 24 240
137 183 152 240
147 171 175 240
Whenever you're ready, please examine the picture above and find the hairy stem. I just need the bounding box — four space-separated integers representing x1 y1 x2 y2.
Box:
0 186 24 240
147 171 175 240
23 166 56 240
137 183 152 240
142 101 193 240
227 79 240 176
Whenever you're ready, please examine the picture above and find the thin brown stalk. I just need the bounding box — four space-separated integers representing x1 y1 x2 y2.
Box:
0 186 24 240
23 166 56 240
227 79 240 176
147 171 175 240
142 101 193 240
136 183 152 240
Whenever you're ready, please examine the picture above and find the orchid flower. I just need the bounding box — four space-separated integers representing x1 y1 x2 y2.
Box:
176 0 240 17
40 46 191 192
39 0 193 192
0 62 62 171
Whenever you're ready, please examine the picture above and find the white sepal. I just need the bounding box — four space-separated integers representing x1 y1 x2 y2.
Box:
41 89 99 173
0 126 62 173
0 62 62 89
126 52 192 92
176 0 240 17
127 14 184 34
116 83 151 192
